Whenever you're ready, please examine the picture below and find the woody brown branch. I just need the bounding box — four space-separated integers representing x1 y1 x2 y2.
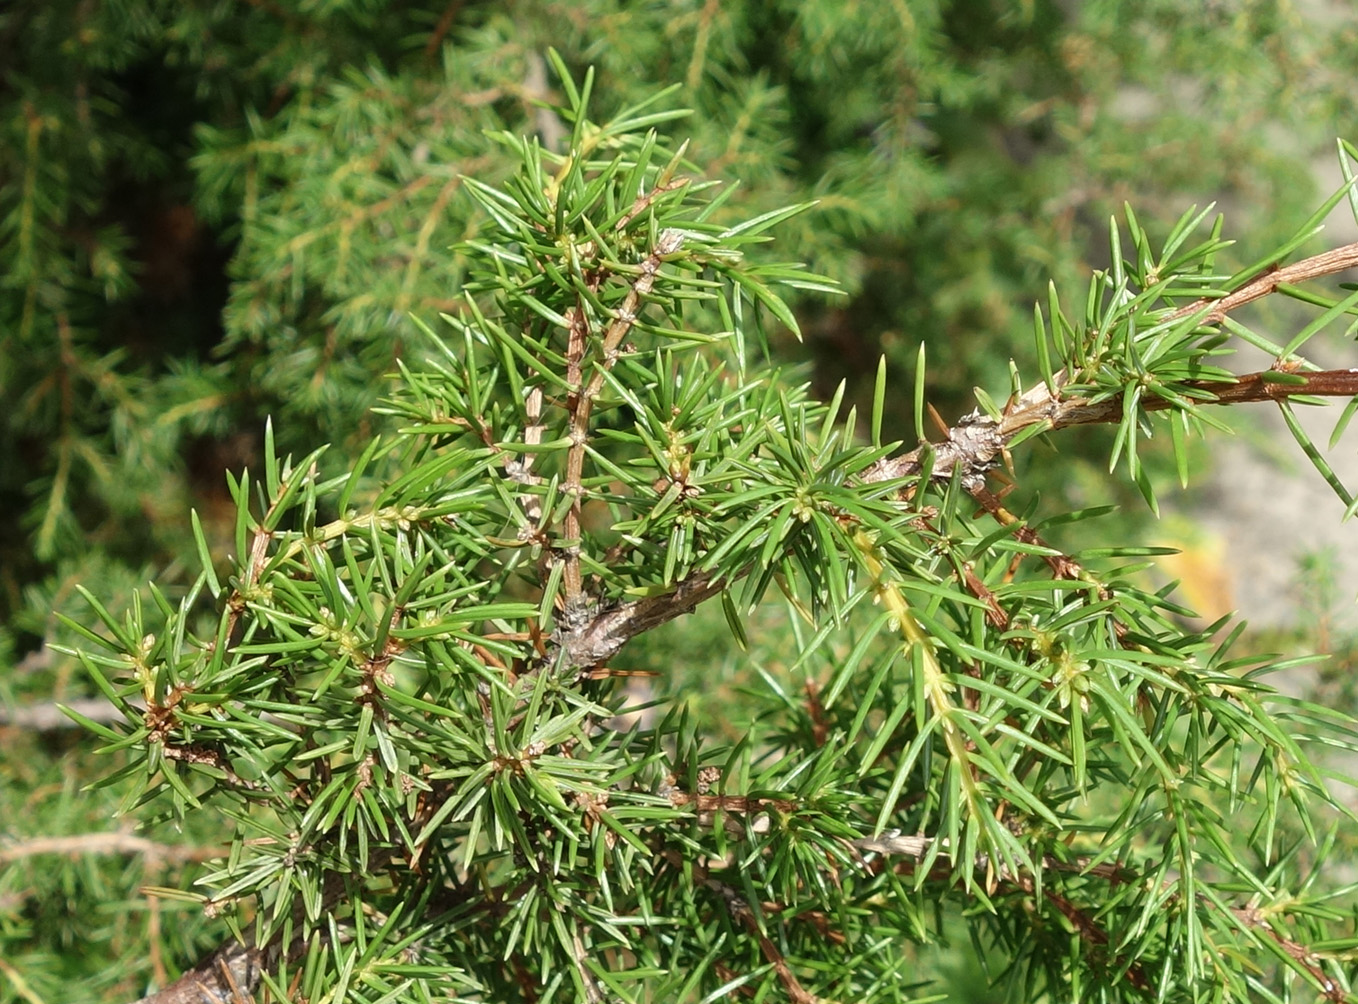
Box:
1231 906 1344 1003
220 524 272 647
863 239 1358 492
707 875 819 1004
552 363 1358 671
130 941 265 1004
551 563 726 670
563 261 1358 674
613 177 688 234
1165 240 1358 325
0 832 221 865
560 228 686 604
658 841 820 1004
862 366 1358 491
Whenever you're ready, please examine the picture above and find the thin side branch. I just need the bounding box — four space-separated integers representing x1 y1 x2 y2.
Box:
1232 907 1344 1003
864 237 1358 491
706 875 818 1004
863 366 1358 490
560 228 686 606
1166 241 1358 324
0 832 219 865
570 921 606 1004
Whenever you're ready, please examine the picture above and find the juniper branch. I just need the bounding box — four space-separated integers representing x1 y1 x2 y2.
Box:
560 228 686 605
1166 241 1358 324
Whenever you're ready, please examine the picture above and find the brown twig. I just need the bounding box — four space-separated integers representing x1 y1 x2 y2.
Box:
1165 241 1358 325
1232 906 1345 1003
862 366 1358 493
560 229 686 607
422 0 464 60
804 680 830 747
863 237 1358 495
0 832 220 866
560 274 598 604
613 177 689 234
570 920 606 1004
958 562 1009 630
160 742 265 791
551 566 726 671
221 526 273 650
1015 873 1152 993
967 486 1087 582
1043 367 1358 432
706 875 819 1004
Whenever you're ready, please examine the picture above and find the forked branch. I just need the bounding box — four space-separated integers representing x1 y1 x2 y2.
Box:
559 240 1358 674
865 240 1358 491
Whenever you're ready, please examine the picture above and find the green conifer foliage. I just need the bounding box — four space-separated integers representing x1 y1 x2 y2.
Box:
45 68 1358 1003
2 1 1346 656
6 4 1358 1002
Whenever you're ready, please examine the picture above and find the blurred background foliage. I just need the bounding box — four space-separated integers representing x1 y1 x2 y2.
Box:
4 0 1358 999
